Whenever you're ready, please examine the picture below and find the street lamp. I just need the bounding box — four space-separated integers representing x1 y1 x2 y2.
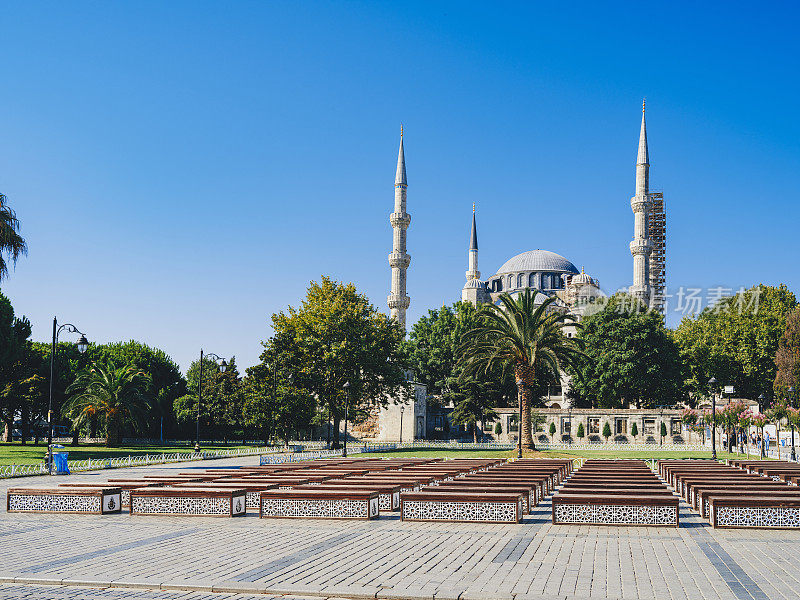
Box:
48 318 89 474
708 377 717 460
343 381 350 457
399 405 405 444
196 350 226 452
790 386 796 462
516 377 524 459
758 393 766 458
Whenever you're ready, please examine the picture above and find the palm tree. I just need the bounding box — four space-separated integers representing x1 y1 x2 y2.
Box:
458 289 585 450
0 194 27 282
63 361 151 447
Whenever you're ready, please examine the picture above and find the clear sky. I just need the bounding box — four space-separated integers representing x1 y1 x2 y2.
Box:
2 1 798 372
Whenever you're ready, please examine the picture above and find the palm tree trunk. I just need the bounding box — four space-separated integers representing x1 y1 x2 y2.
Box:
515 365 535 450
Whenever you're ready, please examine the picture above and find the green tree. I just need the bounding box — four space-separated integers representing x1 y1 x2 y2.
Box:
675 284 797 402
631 421 638 438
458 290 584 449
660 421 667 441
494 421 502 435
450 375 499 443
265 277 409 449
174 356 224 442
602 421 611 440
0 194 27 282
569 293 687 408
576 422 585 439
63 361 151 446
774 306 800 397
548 422 556 439
0 290 32 441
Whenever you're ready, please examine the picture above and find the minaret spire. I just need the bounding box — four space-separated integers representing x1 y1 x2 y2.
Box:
462 204 489 305
629 99 653 306
388 128 411 329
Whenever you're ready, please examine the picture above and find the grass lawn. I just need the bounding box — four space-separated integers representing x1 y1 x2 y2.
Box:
361 447 752 461
0 442 262 466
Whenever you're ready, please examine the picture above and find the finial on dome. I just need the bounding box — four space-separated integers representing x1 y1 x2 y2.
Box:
581 266 585 274
642 98 646 113
400 124 403 137
472 202 475 214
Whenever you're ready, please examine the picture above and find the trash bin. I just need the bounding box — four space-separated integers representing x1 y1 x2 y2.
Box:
53 452 70 475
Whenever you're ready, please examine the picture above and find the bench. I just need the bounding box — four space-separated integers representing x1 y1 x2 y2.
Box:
172 481 279 509
430 485 534 513
401 491 523 523
291 483 401 511
696 487 800 518
552 494 679 527
709 496 800 529
8 486 122 514
130 487 247 516
58 481 159 508
260 489 380 520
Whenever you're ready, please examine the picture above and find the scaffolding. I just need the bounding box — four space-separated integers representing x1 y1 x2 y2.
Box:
648 192 666 313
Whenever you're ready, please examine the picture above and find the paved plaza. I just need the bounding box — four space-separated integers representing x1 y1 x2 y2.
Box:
0 456 799 600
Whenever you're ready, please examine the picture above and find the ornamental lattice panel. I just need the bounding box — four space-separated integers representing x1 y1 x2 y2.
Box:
714 506 800 528
8 493 101 513
260 497 376 519
402 500 518 523
131 495 238 516
554 503 677 526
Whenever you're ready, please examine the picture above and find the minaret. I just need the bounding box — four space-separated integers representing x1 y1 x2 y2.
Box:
462 204 490 305
629 99 652 306
388 127 411 329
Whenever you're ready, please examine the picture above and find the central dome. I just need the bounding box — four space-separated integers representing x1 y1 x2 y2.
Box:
495 250 579 275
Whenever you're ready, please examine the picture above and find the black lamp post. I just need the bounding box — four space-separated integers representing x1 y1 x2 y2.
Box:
343 381 350 457
790 386 796 462
399 405 405 444
758 393 766 458
47 318 89 474
196 350 226 452
708 377 717 460
516 377 523 459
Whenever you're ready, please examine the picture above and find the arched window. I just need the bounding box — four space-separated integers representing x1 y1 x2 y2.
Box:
507 275 513 289
542 274 551 289
517 273 525 288
529 272 536 288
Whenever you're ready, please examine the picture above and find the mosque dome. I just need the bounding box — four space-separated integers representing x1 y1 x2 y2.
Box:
495 250 579 275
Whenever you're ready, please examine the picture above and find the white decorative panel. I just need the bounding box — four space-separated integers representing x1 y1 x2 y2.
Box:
554 503 677 526
260 497 371 519
402 500 518 523
102 493 121 513
8 493 101 513
715 505 800 528
131 495 232 516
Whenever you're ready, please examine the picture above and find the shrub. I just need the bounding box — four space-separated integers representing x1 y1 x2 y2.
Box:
494 421 502 435
660 422 668 438
576 422 585 439
549 422 556 438
631 422 638 437
602 422 612 439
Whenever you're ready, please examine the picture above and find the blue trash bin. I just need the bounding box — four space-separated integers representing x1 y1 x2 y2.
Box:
53 452 70 475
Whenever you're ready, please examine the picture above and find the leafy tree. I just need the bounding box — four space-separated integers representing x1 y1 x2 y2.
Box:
660 421 667 441
630 421 638 438
548 421 556 439
774 306 800 397
63 361 151 446
602 421 611 440
265 277 409 449
494 421 502 435
766 398 789 452
0 290 32 441
569 293 687 409
450 375 499 443
458 290 584 449
675 284 797 402
174 356 224 442
576 422 585 439
0 194 27 282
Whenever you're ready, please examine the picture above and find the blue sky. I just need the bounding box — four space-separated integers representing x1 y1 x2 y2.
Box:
1 1 798 372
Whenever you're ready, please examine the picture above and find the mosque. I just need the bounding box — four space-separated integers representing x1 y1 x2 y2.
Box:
370 103 671 442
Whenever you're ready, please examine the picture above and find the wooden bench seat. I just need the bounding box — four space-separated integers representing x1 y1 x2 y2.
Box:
696 487 800 518
58 481 159 508
552 493 679 527
460 474 550 496
130 486 247 516
172 481 279 509
259 489 380 520
709 495 800 529
429 485 534 513
400 491 523 523
8 486 122 514
291 483 401 511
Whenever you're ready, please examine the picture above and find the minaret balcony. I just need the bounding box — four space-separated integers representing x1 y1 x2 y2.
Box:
630 196 653 213
389 212 411 229
629 239 652 255
387 294 411 310
388 252 411 269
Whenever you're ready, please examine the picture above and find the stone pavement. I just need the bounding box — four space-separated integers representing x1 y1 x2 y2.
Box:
0 456 799 600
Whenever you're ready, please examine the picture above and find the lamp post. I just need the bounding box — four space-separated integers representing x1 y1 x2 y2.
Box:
47 318 89 474
196 350 227 452
516 377 523 459
790 386 796 462
758 393 766 458
343 381 350 457
399 405 405 444
708 377 717 460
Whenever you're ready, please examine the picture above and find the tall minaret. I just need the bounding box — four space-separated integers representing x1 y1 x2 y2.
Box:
388 128 411 329
629 100 652 305
462 204 490 305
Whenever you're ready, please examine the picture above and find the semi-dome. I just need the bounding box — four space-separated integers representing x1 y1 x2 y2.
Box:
495 250 579 275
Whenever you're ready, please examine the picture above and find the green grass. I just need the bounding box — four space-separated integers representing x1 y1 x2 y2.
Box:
0 442 262 466
361 447 751 461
